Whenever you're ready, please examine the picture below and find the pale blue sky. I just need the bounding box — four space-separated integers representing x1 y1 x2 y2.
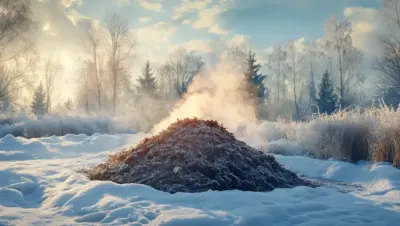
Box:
36 0 381 52
62 0 381 48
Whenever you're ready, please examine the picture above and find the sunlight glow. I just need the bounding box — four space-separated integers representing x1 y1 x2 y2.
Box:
60 51 73 69
42 22 50 31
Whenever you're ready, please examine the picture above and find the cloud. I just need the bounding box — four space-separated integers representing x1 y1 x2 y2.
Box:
118 0 131 5
293 37 305 52
344 7 382 54
173 0 212 19
136 21 176 43
61 0 83 8
192 6 222 28
353 22 374 33
208 24 228 35
136 0 163 12
32 0 82 51
41 22 57 36
138 17 149 23
192 5 228 35
183 39 212 53
42 22 51 31
66 9 91 26
226 34 250 47
30 0 90 104
133 22 178 69
344 7 377 18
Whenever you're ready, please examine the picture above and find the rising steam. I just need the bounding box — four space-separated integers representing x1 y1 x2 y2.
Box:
151 62 259 136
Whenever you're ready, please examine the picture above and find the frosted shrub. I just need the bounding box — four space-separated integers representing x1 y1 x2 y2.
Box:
268 107 400 167
0 113 134 138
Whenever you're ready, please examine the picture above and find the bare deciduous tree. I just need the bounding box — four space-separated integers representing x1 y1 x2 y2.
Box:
382 0 400 29
224 45 248 73
105 13 135 114
0 0 35 61
321 16 364 108
267 45 287 103
43 58 63 113
0 53 36 102
76 59 92 114
158 48 204 98
304 42 319 107
0 0 36 107
375 38 400 88
157 64 175 98
284 40 304 119
375 0 400 106
82 21 103 108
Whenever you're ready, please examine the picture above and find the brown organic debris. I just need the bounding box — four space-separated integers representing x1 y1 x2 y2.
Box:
85 118 312 193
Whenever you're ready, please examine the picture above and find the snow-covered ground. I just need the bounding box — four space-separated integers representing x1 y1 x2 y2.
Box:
0 133 399 226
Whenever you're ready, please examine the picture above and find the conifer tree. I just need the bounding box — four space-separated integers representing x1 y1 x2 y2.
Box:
317 71 338 114
136 61 158 98
31 83 47 117
135 61 160 132
244 50 268 103
64 98 73 111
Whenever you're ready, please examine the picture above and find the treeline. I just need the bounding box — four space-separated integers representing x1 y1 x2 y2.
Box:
264 1 400 120
1 0 400 132
0 0 269 132
263 17 364 120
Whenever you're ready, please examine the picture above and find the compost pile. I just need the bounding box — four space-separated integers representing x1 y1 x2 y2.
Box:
85 118 311 193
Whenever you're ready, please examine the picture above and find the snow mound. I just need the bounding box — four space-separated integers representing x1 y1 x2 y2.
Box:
0 133 147 161
85 118 311 193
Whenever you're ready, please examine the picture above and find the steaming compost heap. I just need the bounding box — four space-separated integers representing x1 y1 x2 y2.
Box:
85 118 311 193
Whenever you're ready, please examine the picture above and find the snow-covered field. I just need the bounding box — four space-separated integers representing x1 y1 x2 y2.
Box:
0 133 399 226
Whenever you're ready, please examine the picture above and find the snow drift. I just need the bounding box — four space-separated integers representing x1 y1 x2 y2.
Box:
0 133 399 225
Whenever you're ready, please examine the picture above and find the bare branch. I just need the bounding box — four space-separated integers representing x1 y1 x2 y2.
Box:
105 12 135 114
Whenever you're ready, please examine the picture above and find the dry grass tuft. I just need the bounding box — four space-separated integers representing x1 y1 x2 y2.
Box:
273 107 400 167
372 129 400 167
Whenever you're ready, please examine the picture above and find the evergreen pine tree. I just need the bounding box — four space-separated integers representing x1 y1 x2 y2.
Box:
64 98 73 111
136 61 158 98
135 61 160 132
317 71 338 114
31 83 47 117
244 50 268 103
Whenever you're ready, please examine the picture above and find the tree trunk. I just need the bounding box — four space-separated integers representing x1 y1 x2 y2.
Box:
112 55 117 115
293 78 299 119
93 47 101 108
46 93 50 113
337 45 344 108
292 58 299 120
112 77 117 114
277 63 281 103
309 56 315 104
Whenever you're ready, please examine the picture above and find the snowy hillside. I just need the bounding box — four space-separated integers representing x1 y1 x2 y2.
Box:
0 133 399 225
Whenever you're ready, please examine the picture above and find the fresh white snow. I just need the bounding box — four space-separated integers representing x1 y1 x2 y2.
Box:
0 133 399 226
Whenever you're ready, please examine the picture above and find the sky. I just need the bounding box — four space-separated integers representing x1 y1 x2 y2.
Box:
31 0 383 103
